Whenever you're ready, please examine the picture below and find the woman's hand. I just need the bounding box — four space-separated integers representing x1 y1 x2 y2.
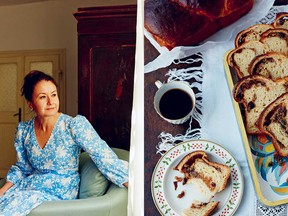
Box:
123 182 128 188
0 181 14 196
0 188 5 196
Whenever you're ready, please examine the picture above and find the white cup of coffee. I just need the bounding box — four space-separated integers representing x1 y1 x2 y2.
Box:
154 80 196 124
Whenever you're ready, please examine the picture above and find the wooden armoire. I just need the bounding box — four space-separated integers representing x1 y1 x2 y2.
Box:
74 5 137 151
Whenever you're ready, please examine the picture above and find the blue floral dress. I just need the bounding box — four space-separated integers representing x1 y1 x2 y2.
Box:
0 114 129 216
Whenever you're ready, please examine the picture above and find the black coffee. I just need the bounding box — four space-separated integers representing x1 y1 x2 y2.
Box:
159 89 193 120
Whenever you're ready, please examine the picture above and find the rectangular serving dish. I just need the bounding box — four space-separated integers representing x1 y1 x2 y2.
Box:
224 51 288 206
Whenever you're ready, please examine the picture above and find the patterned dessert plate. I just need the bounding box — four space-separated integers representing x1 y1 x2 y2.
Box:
151 140 243 216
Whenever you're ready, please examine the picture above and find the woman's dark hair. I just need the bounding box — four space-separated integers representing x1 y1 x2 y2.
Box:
21 70 57 101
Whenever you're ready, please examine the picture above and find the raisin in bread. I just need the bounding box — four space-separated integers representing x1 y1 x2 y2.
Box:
258 92 288 156
249 52 288 80
233 75 288 134
273 12 288 30
235 24 274 47
174 151 231 198
182 201 219 216
260 28 288 56
144 0 253 50
227 41 269 78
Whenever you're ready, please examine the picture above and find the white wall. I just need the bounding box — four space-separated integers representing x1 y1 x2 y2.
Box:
0 0 136 116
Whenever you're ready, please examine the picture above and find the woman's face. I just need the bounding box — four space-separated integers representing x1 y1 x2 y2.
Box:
28 80 59 118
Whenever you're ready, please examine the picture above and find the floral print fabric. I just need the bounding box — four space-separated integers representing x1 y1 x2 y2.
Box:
0 114 129 216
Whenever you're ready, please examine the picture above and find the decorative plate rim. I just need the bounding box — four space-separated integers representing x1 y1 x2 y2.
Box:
151 139 244 216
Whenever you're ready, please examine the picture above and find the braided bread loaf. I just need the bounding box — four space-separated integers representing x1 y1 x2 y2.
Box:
144 0 254 50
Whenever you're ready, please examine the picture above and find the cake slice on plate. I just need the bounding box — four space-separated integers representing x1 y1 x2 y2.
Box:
174 150 230 215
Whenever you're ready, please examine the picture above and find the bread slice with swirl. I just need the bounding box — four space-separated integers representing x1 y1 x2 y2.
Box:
249 52 288 80
227 41 269 78
260 28 288 56
182 201 219 216
234 23 274 47
258 92 288 156
273 12 288 30
174 150 207 172
174 150 231 199
233 75 288 134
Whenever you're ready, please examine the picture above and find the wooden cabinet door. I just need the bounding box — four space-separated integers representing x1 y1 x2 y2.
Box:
75 5 137 150
89 45 135 150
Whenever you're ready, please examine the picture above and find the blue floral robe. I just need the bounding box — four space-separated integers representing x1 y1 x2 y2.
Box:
0 114 129 216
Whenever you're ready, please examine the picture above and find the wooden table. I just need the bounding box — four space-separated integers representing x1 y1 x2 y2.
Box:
144 1 288 215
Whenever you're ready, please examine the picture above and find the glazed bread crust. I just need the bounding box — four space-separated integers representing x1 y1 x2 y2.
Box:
144 0 254 50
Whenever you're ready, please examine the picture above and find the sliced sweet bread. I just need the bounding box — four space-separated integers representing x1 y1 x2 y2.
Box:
235 23 274 47
182 201 219 216
258 92 288 157
174 150 207 173
186 157 231 198
273 12 288 30
249 52 288 80
174 150 231 198
233 75 288 134
227 41 269 78
260 28 288 56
